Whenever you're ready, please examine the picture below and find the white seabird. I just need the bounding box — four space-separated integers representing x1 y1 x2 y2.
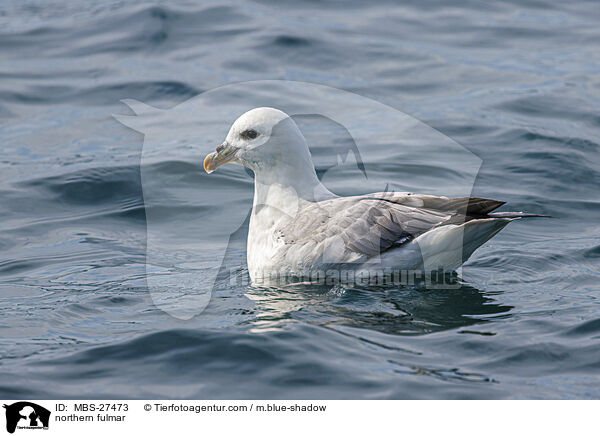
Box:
204 107 540 284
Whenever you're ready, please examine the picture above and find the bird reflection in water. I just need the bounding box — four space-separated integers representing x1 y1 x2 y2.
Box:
244 275 513 336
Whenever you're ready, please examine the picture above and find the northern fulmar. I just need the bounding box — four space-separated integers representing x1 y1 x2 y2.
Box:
204 107 541 284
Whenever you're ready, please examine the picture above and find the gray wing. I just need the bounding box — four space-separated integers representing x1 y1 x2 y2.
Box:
276 192 504 264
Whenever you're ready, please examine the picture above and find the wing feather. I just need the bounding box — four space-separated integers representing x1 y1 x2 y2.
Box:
277 192 505 263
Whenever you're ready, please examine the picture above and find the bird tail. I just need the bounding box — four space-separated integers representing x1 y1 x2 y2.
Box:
487 211 552 218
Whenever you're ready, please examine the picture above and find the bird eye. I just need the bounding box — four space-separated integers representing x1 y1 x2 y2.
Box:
240 129 258 140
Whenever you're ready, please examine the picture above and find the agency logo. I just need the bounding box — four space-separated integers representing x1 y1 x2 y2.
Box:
3 402 50 434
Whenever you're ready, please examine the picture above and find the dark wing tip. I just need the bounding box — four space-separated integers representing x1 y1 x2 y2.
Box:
466 197 506 215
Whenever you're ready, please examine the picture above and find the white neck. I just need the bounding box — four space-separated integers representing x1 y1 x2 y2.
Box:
251 151 335 218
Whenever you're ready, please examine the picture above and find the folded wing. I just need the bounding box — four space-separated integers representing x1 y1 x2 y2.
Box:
276 192 506 265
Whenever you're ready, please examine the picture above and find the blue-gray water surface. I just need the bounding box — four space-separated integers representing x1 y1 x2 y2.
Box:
1 0 599 399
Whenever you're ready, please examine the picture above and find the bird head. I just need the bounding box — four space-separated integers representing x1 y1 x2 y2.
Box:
203 107 312 176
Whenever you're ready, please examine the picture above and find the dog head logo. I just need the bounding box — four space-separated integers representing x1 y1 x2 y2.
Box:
3 402 50 434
